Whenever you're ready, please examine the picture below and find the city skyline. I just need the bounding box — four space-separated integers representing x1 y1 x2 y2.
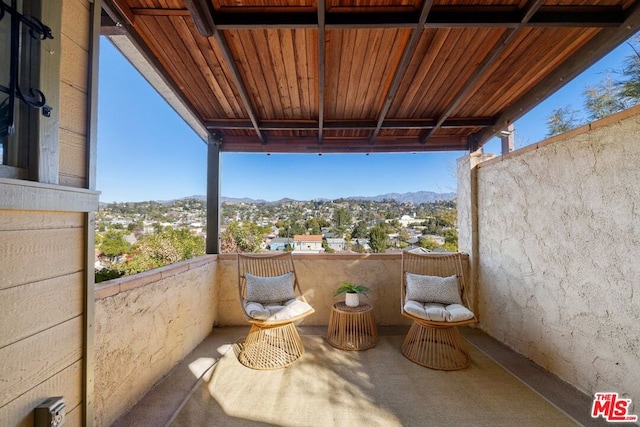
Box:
96 36 633 203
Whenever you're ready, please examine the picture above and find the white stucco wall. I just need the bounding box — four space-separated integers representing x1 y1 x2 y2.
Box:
462 106 640 410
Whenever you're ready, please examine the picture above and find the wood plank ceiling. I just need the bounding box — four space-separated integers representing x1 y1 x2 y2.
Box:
101 0 640 153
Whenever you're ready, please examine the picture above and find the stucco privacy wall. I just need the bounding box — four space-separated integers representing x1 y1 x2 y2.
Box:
93 256 218 427
215 253 469 327
216 254 410 327
461 106 640 409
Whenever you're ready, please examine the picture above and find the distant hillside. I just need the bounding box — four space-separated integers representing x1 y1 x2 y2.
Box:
347 191 456 204
220 191 455 205
100 191 455 206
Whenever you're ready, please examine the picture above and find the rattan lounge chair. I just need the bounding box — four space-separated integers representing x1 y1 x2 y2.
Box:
237 252 314 369
401 251 477 370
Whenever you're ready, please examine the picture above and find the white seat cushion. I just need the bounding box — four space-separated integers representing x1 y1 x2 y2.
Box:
244 298 313 321
404 300 474 322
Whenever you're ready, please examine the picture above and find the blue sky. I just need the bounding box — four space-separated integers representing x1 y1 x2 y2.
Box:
96 36 633 203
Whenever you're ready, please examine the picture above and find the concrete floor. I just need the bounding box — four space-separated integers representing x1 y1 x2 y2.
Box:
113 326 610 427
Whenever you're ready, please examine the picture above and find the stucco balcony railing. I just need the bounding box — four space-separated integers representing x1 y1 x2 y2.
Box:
93 254 604 427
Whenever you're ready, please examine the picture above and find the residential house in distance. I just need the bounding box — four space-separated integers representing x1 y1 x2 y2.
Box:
293 235 323 252
325 237 346 252
267 237 293 251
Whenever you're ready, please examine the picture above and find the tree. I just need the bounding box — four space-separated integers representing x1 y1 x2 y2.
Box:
122 227 205 274
99 230 130 258
368 225 388 253
443 229 458 252
306 218 321 235
351 220 369 239
418 238 439 250
583 73 627 122
618 36 640 103
435 209 457 228
332 207 351 230
546 106 580 137
220 221 263 253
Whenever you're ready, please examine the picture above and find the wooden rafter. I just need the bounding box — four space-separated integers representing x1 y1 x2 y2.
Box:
470 0 640 149
318 0 326 145
184 0 266 144
369 0 434 145
419 0 546 145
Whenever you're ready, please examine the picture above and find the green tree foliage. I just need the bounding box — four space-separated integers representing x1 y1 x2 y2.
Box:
220 221 263 253
546 38 640 135
443 229 459 252
99 230 130 258
546 106 580 137
276 220 306 237
618 36 640 102
368 224 388 253
583 73 627 122
306 218 321 235
95 268 124 283
418 238 439 250
122 227 205 274
332 207 352 230
436 210 457 228
351 220 369 239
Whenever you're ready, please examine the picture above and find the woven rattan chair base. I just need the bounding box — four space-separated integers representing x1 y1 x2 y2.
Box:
401 321 470 370
238 322 305 370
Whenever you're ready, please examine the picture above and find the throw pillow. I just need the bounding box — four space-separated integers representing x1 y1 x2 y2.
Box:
245 272 295 304
405 273 462 305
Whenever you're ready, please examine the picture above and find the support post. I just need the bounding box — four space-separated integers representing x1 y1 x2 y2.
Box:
83 1 102 424
206 134 221 254
500 124 515 155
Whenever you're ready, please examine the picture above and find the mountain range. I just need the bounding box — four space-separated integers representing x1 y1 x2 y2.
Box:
181 191 456 205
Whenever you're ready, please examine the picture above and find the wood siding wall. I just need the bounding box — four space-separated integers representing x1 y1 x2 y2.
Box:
0 1 95 425
59 0 91 188
0 211 85 426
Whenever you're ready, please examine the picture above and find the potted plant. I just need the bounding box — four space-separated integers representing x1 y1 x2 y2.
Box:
335 281 371 307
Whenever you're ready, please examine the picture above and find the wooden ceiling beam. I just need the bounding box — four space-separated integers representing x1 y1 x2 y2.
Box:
217 136 468 153
419 0 546 145
205 117 495 131
471 0 640 150
127 7 626 29
183 0 215 36
318 0 326 145
368 0 435 145
183 0 266 144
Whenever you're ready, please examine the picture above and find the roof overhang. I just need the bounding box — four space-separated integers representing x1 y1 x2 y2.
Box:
101 0 640 153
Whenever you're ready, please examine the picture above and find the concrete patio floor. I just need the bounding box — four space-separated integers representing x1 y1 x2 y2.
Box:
114 326 609 426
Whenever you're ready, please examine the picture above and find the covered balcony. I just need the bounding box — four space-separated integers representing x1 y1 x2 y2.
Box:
90 107 640 425
1 0 638 426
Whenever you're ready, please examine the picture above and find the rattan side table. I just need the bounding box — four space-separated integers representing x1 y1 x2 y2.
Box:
327 302 378 350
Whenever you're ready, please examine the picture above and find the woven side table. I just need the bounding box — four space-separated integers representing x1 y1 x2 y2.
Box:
327 302 378 351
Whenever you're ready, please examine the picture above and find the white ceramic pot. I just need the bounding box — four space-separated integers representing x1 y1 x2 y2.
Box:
345 292 359 307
